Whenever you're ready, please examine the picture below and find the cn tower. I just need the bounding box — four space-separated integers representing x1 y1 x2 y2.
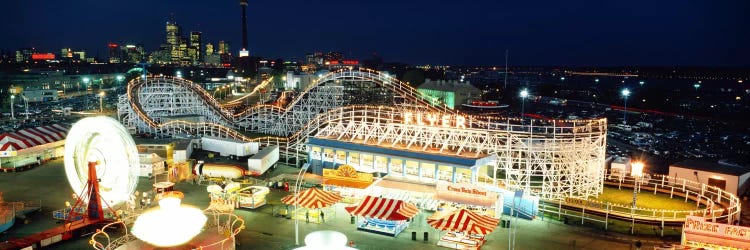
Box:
240 0 248 50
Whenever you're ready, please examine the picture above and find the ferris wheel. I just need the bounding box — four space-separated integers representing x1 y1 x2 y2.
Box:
64 116 139 207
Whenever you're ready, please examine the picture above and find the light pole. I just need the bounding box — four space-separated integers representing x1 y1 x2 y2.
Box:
519 88 529 120
20 95 28 120
9 95 15 120
630 161 644 234
83 77 90 92
99 91 105 113
294 163 311 245
621 88 631 125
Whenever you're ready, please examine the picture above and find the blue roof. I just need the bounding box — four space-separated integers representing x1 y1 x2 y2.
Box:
308 137 492 167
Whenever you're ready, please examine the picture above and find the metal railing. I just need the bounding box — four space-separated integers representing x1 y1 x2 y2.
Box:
537 173 741 235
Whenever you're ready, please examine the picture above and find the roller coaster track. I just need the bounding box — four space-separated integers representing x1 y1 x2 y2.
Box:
231 69 455 135
122 68 610 200
126 76 234 127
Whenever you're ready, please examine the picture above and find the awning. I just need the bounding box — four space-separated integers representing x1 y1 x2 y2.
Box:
345 195 419 221
435 192 496 207
376 179 436 194
281 188 342 209
428 208 499 235
322 178 373 189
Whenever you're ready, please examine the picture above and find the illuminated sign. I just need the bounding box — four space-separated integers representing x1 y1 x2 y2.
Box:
31 53 55 60
684 216 750 242
325 60 359 65
437 183 495 200
0 151 17 157
403 112 468 129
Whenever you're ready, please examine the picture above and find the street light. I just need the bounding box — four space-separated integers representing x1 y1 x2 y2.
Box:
621 88 631 125
83 77 90 92
295 163 311 245
519 89 529 120
9 95 15 119
99 91 105 113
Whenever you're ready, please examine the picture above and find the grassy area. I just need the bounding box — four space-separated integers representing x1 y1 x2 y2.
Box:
594 186 703 210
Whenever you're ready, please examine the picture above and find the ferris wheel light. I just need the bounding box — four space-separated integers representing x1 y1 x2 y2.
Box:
64 116 139 207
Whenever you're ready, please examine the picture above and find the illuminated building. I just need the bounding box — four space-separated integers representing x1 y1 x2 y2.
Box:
108 43 120 63
189 31 202 63
417 79 482 109
60 48 72 58
165 18 185 63
15 48 34 63
121 44 145 63
324 51 343 62
72 51 85 61
205 43 214 56
669 160 750 196
218 40 230 54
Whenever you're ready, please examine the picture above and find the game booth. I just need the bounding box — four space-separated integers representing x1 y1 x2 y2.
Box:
434 183 500 218
681 215 750 249
321 165 375 204
206 182 242 208
428 208 500 250
236 186 270 209
345 195 419 237
281 188 342 223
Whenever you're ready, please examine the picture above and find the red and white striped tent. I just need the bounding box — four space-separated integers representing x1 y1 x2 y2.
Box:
345 195 419 221
0 124 69 151
427 208 500 235
281 188 342 209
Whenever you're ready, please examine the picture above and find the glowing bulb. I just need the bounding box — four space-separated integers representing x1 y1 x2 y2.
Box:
132 195 206 247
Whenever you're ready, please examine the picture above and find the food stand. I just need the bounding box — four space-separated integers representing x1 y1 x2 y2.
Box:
428 208 500 250
345 195 419 237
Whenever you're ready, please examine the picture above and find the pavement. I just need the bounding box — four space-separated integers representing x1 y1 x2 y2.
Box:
0 159 681 250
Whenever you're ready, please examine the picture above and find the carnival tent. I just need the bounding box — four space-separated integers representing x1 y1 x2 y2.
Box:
345 195 418 221
0 124 68 151
281 188 342 209
427 208 499 235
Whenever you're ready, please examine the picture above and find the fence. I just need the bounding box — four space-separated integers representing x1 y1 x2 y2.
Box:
538 173 741 236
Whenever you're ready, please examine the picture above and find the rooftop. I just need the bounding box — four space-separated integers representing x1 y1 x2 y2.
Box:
670 160 750 176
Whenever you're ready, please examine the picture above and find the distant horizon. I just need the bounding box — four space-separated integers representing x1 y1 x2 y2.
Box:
1 0 748 67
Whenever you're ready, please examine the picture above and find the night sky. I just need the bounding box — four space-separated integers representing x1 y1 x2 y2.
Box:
1 0 748 66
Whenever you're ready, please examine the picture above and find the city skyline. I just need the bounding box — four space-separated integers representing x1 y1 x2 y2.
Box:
0 0 749 66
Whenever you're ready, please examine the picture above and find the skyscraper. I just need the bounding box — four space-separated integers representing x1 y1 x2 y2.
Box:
205 43 214 56
218 40 230 55
240 0 248 51
166 19 181 62
189 31 202 63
